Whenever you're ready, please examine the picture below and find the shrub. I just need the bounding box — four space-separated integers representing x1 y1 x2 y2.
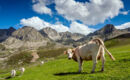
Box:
38 42 56 50
0 44 5 50
7 51 33 66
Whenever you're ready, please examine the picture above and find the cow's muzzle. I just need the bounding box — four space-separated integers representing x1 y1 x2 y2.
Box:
68 57 71 60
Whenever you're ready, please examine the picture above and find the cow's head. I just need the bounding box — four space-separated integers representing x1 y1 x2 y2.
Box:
64 49 75 60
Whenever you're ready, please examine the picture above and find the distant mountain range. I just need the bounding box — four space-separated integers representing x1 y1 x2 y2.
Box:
0 24 130 49
39 27 84 42
0 26 84 49
78 24 130 42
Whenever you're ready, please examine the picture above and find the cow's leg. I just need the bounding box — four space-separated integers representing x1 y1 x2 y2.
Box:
77 57 83 73
101 48 105 72
91 55 97 73
80 59 83 72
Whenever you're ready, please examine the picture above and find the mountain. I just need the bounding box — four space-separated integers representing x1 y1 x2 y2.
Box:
1 26 84 49
12 26 45 41
78 24 130 42
58 31 84 45
39 27 61 41
0 27 16 42
3 26 49 49
111 33 130 39
59 32 84 41
40 27 85 45
1 24 130 49
121 27 130 32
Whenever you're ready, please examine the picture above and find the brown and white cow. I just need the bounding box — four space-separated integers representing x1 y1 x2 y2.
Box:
64 38 115 73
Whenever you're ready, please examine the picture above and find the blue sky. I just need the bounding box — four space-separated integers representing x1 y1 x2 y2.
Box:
0 0 130 35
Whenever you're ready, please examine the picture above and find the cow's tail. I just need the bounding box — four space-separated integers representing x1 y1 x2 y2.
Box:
102 45 115 61
94 38 115 61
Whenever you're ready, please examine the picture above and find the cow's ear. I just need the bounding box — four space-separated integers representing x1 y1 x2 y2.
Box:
64 51 67 54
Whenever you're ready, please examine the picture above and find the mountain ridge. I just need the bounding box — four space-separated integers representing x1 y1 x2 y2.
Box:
77 24 130 43
0 24 130 49
2 26 49 49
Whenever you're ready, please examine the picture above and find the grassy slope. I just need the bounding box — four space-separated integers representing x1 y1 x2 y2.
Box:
1 38 130 80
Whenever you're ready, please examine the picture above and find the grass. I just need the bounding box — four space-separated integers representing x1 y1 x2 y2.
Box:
105 38 130 48
0 38 130 80
37 48 67 59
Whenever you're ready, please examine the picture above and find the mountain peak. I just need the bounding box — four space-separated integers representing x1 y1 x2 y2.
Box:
8 27 16 31
0 27 16 42
22 26 34 29
11 26 44 41
43 27 55 30
40 27 60 41
100 24 116 34
103 24 115 29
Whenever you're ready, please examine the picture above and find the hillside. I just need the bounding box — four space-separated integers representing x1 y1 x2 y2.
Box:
0 37 130 80
105 33 130 48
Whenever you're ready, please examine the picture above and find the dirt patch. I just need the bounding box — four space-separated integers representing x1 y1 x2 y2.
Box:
30 50 39 62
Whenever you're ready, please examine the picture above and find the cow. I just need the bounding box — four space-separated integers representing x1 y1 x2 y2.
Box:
64 38 115 73
11 69 16 77
19 67 25 75
40 61 44 64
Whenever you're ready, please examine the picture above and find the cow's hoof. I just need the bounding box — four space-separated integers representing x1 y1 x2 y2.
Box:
101 69 104 72
91 71 95 73
78 72 81 74
78 71 81 73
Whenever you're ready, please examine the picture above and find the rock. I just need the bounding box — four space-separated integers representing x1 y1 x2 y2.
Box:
0 27 16 42
40 27 61 41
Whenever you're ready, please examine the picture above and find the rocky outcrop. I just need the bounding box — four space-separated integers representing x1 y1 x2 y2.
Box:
59 31 84 41
12 26 45 41
0 27 16 42
39 27 84 45
40 27 61 41
56 31 84 45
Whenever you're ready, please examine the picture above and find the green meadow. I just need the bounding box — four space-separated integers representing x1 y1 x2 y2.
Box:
0 38 130 80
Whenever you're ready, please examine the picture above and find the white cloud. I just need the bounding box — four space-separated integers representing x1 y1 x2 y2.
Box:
55 0 124 25
32 0 52 15
20 16 69 32
120 11 129 15
52 23 69 32
20 17 95 35
70 21 95 35
115 22 130 29
20 16 50 30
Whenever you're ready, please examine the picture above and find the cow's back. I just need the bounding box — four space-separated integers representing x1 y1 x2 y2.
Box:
78 43 99 60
